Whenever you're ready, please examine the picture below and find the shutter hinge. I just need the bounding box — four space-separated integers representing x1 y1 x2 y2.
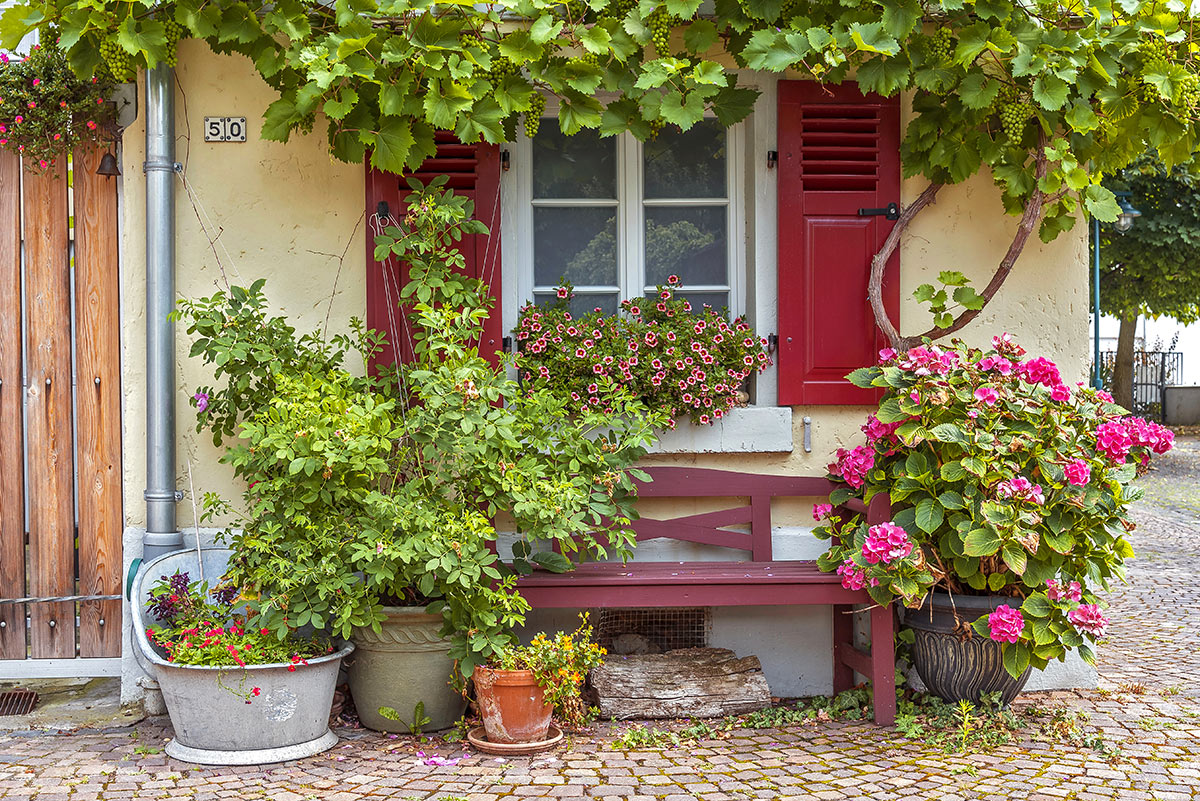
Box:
766 151 778 169
376 200 390 221
767 333 778 354
501 151 510 172
858 203 900 220
502 335 513 353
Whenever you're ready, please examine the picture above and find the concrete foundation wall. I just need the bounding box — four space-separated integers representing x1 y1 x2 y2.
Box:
1166 386 1200 426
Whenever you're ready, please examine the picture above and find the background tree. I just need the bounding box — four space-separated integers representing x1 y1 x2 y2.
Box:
5 0 1200 348
1099 159 1200 409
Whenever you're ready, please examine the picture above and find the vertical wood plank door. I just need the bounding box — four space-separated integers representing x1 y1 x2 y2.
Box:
0 152 25 660
72 146 123 658
23 166 75 660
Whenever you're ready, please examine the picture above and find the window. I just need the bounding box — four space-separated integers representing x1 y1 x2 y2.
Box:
512 116 744 321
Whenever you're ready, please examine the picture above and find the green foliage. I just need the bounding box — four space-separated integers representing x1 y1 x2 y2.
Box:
0 42 113 171
513 278 769 425
178 184 661 675
378 701 432 735
491 614 606 727
817 335 1172 676
895 691 1103 754
6 0 1200 242
912 271 986 331
1098 157 1200 324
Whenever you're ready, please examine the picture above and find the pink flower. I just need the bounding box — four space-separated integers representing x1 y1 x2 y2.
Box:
31 78 39 86
812 503 833 521
667 274 679 284
1067 604 1108 637
974 386 1000 406
862 521 913 565
878 347 897 363
1019 357 1061 388
1063 459 1091 486
1096 390 1114 403
988 605 1025 644
1046 579 1082 603
556 286 569 299
1050 384 1071 402
861 414 902 445
193 392 210 412
830 445 875 489
836 559 867 591
1095 420 1133 463
1125 417 1174 455
991 333 1026 357
13 115 22 124
994 476 1044 504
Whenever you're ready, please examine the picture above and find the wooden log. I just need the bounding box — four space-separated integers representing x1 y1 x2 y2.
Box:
23 162 75 659
0 151 25 659
589 648 773 719
72 145 123 658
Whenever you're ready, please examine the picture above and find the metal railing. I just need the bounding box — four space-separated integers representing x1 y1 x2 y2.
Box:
1097 351 1183 421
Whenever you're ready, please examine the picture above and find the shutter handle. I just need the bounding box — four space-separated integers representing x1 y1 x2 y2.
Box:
767 334 778 354
858 203 900 220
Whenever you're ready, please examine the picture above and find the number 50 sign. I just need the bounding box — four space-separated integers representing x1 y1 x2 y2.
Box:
204 117 248 142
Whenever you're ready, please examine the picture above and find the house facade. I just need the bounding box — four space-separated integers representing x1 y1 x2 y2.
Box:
108 41 1092 702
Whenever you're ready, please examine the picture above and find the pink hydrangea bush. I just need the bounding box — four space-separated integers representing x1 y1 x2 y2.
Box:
514 279 770 425
814 334 1172 678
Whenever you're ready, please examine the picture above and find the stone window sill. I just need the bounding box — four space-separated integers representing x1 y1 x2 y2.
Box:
647 406 793 454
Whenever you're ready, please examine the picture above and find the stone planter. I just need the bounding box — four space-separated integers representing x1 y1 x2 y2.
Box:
903 592 1032 706
349 606 464 732
131 549 352 765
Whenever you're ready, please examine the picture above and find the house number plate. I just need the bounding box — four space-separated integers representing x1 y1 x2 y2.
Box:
204 116 248 142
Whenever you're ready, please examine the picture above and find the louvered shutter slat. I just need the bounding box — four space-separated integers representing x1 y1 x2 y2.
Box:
365 137 503 368
776 82 900 405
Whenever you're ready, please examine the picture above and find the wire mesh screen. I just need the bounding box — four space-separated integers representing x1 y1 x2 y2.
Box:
595 608 710 654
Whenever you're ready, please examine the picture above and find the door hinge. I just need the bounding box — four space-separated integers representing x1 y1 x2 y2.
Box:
767 151 778 169
858 203 900 220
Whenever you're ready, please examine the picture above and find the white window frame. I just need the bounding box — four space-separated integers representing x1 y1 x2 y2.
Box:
502 106 746 331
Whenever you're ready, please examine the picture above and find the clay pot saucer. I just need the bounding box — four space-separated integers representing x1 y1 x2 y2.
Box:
466 725 563 755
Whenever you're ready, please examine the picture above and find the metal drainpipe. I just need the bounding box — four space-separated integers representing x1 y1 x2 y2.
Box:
143 64 183 561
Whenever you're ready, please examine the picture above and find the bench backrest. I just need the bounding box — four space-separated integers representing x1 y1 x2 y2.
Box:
631 466 891 562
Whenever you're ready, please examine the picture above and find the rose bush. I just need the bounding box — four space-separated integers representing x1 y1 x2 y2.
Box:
513 279 770 426
814 334 1173 678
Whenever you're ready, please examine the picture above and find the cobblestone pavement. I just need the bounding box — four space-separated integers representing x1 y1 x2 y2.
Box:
2 445 1200 800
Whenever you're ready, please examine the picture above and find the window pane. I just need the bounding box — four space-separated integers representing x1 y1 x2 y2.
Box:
534 207 618 287
533 127 617 199
534 292 619 317
644 119 727 199
644 206 727 288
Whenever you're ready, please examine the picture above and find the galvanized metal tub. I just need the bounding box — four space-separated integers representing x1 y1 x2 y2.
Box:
131 548 353 765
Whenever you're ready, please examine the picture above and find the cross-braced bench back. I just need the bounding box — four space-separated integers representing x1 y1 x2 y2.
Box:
630 466 891 562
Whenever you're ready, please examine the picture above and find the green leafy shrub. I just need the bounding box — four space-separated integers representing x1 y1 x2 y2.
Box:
814 335 1174 677
178 182 662 674
513 279 770 426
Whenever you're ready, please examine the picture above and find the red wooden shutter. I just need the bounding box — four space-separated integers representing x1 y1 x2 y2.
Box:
365 132 503 367
776 81 900 405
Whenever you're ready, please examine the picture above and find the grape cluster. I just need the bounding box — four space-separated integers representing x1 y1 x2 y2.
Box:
574 50 603 69
99 38 136 82
490 55 521 81
648 8 676 56
928 28 953 66
524 92 547 138
994 83 1031 142
647 117 664 139
1137 38 1173 103
598 0 636 21
1177 72 1200 110
163 18 185 68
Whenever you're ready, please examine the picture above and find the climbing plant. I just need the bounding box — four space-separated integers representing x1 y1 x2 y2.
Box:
4 0 1200 343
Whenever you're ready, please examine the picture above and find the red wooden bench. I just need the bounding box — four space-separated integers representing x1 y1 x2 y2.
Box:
516 466 897 726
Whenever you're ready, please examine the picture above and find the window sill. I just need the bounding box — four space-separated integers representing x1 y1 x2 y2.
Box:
647 406 793 454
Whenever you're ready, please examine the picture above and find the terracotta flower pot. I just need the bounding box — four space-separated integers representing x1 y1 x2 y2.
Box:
472 666 553 744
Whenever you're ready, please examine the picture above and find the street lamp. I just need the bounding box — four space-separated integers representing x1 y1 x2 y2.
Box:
1093 191 1141 388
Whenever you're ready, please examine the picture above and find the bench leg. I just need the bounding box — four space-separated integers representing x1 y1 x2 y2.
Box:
831 604 854 696
870 603 896 727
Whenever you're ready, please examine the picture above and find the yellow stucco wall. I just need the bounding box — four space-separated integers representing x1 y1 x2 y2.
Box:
117 44 1088 529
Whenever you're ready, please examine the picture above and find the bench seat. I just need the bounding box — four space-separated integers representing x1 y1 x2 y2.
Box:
514 467 898 726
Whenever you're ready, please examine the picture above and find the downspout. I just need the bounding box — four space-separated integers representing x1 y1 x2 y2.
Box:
142 64 182 560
